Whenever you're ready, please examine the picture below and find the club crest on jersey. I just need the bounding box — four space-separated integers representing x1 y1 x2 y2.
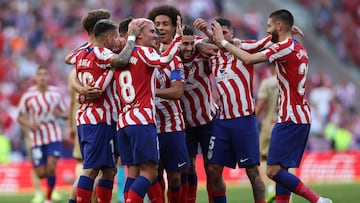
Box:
297 49 308 59
270 43 279 52
157 73 167 87
77 59 91 67
186 64 196 75
225 52 233 59
129 56 138 65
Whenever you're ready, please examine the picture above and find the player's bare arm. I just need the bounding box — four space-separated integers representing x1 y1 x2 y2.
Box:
17 113 38 131
175 15 183 37
70 72 101 100
53 108 68 120
110 18 146 68
212 20 267 64
291 25 304 37
156 80 185 100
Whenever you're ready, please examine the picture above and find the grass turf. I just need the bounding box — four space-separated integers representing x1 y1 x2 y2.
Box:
0 182 358 203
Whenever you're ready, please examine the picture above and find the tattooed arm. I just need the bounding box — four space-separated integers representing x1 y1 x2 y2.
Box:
110 18 145 68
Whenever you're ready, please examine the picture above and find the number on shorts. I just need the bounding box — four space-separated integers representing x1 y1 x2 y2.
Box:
109 139 114 153
209 136 216 150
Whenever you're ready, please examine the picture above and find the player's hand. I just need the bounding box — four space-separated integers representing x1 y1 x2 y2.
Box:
80 84 102 100
68 128 76 142
27 121 39 131
232 38 242 47
175 15 183 37
113 37 126 54
128 18 146 37
193 18 209 33
196 42 218 58
211 21 225 48
291 25 304 37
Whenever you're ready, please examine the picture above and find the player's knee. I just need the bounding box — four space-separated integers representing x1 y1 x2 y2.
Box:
245 165 260 178
139 162 158 182
109 167 118 178
167 172 181 187
207 164 222 179
266 166 280 179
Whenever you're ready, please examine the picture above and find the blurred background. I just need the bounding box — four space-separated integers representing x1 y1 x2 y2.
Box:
0 0 359 199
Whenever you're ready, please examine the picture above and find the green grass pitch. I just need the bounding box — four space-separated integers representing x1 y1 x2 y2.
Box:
0 182 358 203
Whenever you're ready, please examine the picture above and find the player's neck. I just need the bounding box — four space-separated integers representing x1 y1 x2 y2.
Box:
279 32 292 42
37 85 48 92
93 41 104 48
88 35 95 44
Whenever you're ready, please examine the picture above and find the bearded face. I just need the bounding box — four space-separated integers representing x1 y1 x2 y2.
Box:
270 29 279 43
267 17 280 43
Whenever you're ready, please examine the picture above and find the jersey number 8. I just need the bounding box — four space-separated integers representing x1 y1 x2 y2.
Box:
119 70 135 103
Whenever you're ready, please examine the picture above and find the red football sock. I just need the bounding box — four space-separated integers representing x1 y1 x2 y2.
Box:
76 188 92 203
96 186 112 203
275 195 291 203
46 186 54 200
294 181 320 203
180 174 188 203
167 186 181 203
207 181 213 203
187 184 196 203
147 181 164 203
126 189 143 203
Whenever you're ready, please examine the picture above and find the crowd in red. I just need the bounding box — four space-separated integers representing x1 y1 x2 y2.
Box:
299 0 360 67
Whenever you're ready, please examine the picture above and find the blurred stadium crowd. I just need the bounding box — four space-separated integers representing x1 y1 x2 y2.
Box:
0 0 359 163
299 0 360 67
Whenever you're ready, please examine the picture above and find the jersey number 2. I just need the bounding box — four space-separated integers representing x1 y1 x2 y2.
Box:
298 63 308 95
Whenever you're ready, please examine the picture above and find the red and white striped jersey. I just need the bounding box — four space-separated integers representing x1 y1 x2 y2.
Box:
181 52 217 127
75 46 118 126
210 36 272 119
262 38 311 124
18 86 67 147
115 36 181 128
155 56 186 133
66 42 91 65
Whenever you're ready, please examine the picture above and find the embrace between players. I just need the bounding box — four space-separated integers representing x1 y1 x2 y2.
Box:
64 5 332 203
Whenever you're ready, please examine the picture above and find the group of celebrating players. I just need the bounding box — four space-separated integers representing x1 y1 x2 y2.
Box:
18 3 333 203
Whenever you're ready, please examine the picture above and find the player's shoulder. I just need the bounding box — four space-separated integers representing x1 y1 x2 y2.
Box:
136 45 156 53
48 85 63 94
168 56 184 71
292 39 307 52
136 45 159 59
20 86 38 99
93 46 114 60
173 55 183 64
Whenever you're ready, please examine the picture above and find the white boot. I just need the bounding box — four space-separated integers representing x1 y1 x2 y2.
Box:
317 197 333 203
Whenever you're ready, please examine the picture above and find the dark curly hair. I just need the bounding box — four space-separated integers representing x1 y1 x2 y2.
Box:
81 9 111 34
147 5 181 27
